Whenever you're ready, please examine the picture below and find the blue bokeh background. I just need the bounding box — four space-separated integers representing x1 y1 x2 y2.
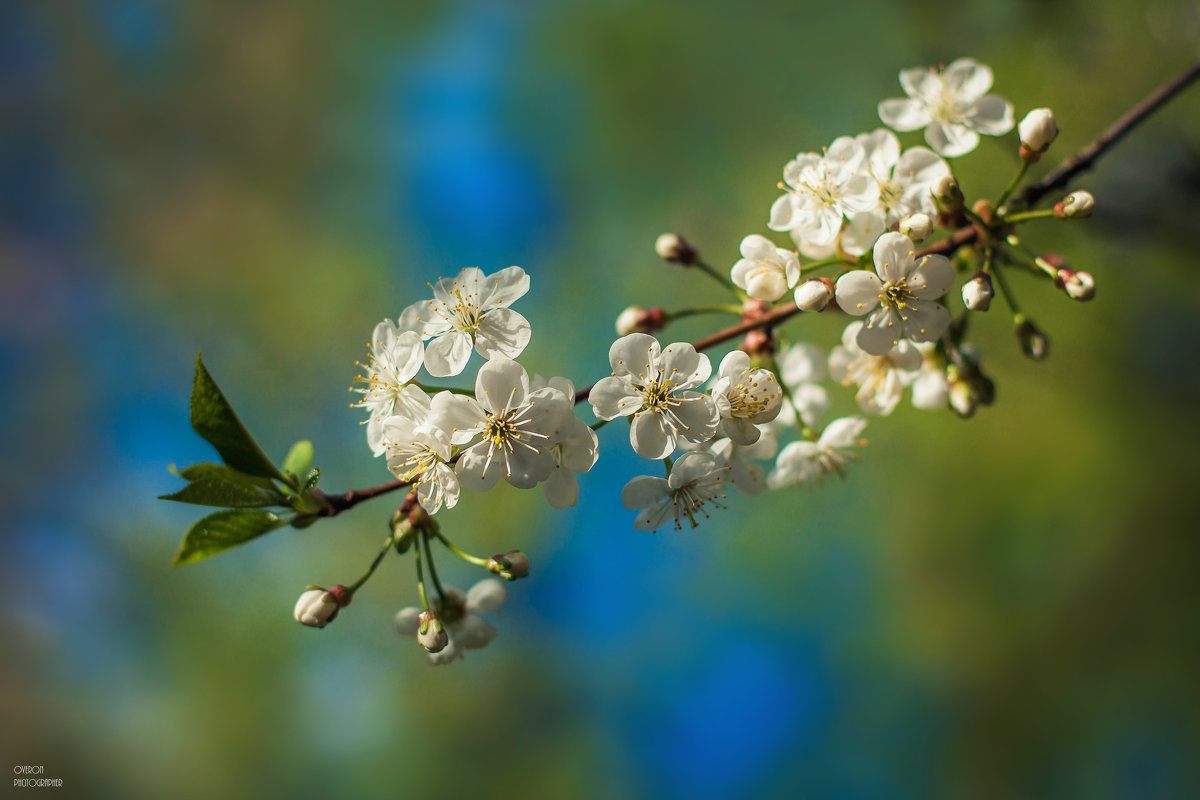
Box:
3 2 1199 798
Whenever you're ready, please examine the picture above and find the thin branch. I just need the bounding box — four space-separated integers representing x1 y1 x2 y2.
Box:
320 59 1200 514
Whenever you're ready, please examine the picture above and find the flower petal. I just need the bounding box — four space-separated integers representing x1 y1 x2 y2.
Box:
878 97 931 132
857 307 903 356
835 270 881 316
908 254 955 299
671 392 720 443
588 376 643 420
967 94 1015 135
819 416 867 448
925 121 980 158
944 58 993 101
621 475 670 509
610 332 660 379
481 265 530 308
475 308 531 361
630 411 676 460
660 342 709 389
454 615 498 650
455 446 505 492
872 231 916 284
424 331 473 377
474 357 529 413
542 465 580 508
467 578 508 612
900 301 950 343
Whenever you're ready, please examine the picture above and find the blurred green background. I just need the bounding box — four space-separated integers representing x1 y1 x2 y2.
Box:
2 1 1199 798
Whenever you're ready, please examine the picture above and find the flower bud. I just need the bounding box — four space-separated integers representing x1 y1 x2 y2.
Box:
1053 190 1094 219
932 174 963 209
488 549 530 581
898 212 933 243
390 508 417 553
1014 317 1049 360
655 233 697 265
794 277 834 312
1018 108 1057 160
1055 269 1096 301
961 272 994 311
294 584 350 628
947 371 978 419
972 199 997 225
417 609 449 653
615 305 666 336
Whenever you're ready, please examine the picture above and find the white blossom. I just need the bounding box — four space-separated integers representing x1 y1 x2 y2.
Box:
395 579 507 665
709 350 783 446
730 235 801 302
294 587 343 628
878 58 1014 158
430 359 569 491
856 129 951 226
589 334 719 460
381 416 459 514
352 320 428 456
398 266 531 377
768 136 879 247
775 342 829 428
835 232 954 356
619 452 728 531
1018 108 1057 153
828 321 923 415
768 416 867 488
531 376 599 509
908 342 949 410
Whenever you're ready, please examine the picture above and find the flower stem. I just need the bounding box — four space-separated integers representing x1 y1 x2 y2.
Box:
989 261 1022 316
1002 209 1056 224
414 543 430 611
421 529 447 602
667 304 744 321
433 528 490 568
693 259 748 301
996 160 1030 208
413 382 474 396
347 533 396 595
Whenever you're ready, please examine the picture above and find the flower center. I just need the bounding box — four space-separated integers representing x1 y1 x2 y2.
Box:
641 381 676 412
882 280 914 310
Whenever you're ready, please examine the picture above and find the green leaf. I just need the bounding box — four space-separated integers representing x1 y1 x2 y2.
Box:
159 463 288 508
190 354 284 481
300 466 321 496
173 509 289 566
282 440 314 484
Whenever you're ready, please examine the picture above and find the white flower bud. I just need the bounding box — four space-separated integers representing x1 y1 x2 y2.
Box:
616 306 646 336
932 174 963 208
1014 317 1049 360
294 585 349 628
1056 269 1096 301
418 610 448 653
961 272 994 311
655 233 697 265
1018 108 1058 158
1054 190 1094 219
947 376 978 419
898 212 933 243
793 277 834 312
488 549 530 580
615 305 664 336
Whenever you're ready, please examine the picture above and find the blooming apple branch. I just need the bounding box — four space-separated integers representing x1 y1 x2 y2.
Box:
161 57 1199 666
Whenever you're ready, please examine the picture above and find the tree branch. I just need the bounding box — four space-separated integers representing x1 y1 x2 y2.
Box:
323 59 1200 514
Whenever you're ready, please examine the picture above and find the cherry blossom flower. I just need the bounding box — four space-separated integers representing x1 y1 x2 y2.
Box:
768 136 879 247
381 416 459 513
430 358 570 492
620 452 728 531
395 579 507 665
907 342 949 410
531 376 599 509
775 342 830 428
768 416 867 488
878 58 1014 158
855 129 950 225
589 334 719 460
835 232 954 356
828 321 922 415
352 320 427 456
709 350 783 446
710 431 778 495
398 266 531 377
730 235 801 302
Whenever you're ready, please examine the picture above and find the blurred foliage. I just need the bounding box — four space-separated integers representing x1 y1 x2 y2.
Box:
2 0 1199 798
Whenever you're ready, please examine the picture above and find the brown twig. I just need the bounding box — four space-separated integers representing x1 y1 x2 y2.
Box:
321 59 1200 516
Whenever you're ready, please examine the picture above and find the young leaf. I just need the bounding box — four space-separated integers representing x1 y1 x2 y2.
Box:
300 466 321 496
173 509 289 566
160 463 288 508
190 354 285 481
282 440 314 483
